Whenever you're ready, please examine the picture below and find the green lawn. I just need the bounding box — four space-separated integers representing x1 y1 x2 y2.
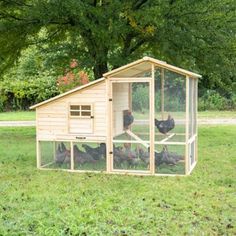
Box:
197 110 236 118
0 126 235 235
0 110 235 121
0 111 35 121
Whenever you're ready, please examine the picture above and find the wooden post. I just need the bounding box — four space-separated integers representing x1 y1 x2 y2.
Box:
150 64 155 174
36 109 41 168
191 78 194 138
128 83 132 111
161 68 165 119
36 139 41 168
70 141 74 170
106 78 113 173
185 76 190 175
195 79 198 163
53 141 56 162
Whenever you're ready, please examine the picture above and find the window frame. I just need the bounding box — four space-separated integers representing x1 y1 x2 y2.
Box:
69 103 93 119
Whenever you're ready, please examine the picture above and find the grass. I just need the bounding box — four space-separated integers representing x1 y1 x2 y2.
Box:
0 111 35 121
0 126 235 235
197 110 236 118
0 110 235 121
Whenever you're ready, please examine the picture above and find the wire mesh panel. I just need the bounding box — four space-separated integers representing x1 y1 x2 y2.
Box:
40 141 71 169
154 68 186 142
193 79 197 135
154 144 185 175
189 77 194 138
112 80 151 172
113 142 150 171
112 82 150 142
189 141 195 166
73 142 106 171
154 68 186 175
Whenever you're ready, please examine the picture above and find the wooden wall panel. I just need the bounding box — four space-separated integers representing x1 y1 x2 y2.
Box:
112 83 129 136
37 82 107 139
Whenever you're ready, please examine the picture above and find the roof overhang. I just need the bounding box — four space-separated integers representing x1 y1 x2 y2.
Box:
30 56 201 109
30 77 105 109
103 56 202 79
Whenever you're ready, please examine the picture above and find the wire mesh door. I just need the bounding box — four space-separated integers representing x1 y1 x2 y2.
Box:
111 81 152 173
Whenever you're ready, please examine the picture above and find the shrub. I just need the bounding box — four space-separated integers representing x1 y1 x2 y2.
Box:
57 59 89 93
198 90 231 111
132 85 149 112
0 72 60 111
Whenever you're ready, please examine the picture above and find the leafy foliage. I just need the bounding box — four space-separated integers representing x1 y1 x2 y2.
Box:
0 0 235 94
198 90 235 111
0 72 59 111
57 59 89 93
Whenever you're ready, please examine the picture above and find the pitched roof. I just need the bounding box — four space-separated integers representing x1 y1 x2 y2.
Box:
30 56 201 109
30 77 105 109
103 56 201 78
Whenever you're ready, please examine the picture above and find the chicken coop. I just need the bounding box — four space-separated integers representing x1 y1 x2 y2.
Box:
30 56 200 176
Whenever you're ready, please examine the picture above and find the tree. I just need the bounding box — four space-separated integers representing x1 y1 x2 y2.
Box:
0 0 235 96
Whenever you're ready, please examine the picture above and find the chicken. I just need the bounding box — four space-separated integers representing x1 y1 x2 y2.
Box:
154 149 163 166
113 145 126 165
123 144 141 167
161 146 177 165
123 111 134 129
73 145 95 165
138 147 150 165
55 142 70 164
155 114 175 134
143 146 179 166
82 143 106 160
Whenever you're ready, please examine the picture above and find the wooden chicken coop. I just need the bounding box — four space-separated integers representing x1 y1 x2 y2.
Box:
30 56 201 176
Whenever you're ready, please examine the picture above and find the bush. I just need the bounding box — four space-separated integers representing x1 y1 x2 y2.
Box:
0 73 59 111
132 85 149 112
198 90 233 111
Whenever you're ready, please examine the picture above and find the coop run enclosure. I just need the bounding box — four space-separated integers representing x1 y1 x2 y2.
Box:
31 57 200 176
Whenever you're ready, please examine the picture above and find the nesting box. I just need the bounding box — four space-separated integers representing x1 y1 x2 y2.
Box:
30 56 200 176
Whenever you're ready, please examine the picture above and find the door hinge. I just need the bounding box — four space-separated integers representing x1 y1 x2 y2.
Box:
109 98 112 101
109 151 113 154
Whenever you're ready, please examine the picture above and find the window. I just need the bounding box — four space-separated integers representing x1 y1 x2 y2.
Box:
70 105 92 118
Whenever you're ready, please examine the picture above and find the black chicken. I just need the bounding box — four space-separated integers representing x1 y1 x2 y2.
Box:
55 142 70 164
160 146 177 165
82 143 106 160
155 114 175 134
73 145 94 164
123 111 134 129
123 144 140 166
144 146 180 166
138 147 150 165
113 145 126 165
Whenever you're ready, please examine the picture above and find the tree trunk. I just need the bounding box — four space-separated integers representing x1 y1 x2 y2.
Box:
93 62 108 79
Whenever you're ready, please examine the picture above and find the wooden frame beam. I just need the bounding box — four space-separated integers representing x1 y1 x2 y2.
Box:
109 78 151 83
150 64 155 174
36 139 41 168
159 133 175 143
106 79 112 173
70 141 74 170
161 68 165 119
124 130 149 148
185 76 190 175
